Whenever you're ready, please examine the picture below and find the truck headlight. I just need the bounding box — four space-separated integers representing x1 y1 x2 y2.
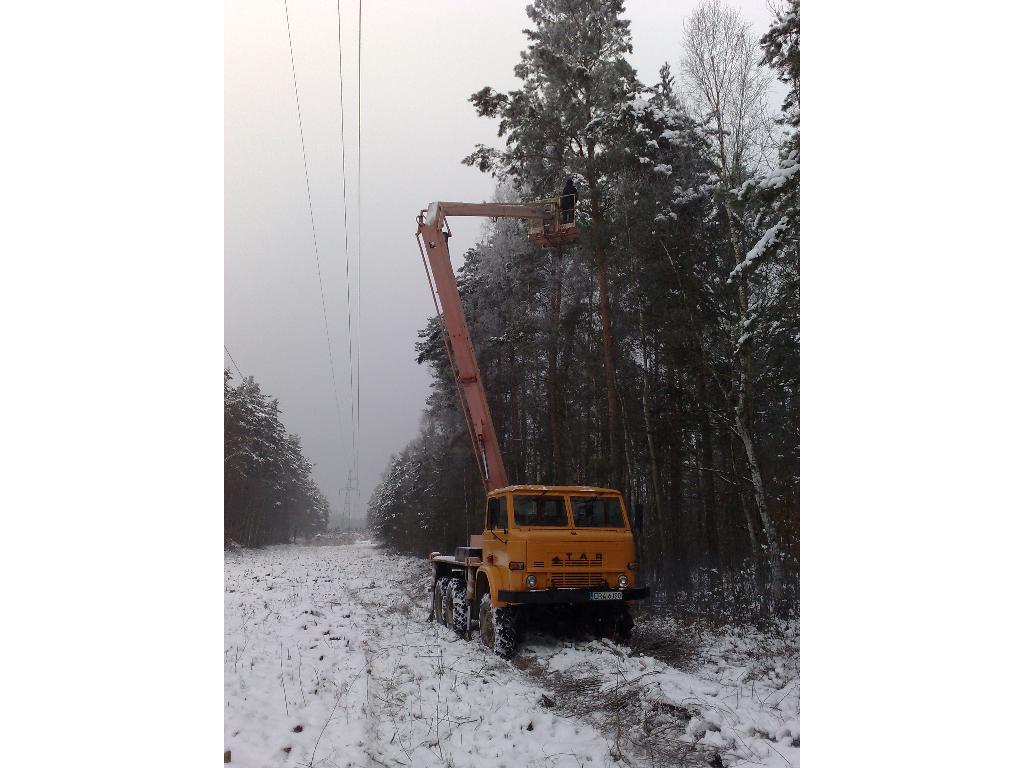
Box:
618 574 629 588
526 574 537 589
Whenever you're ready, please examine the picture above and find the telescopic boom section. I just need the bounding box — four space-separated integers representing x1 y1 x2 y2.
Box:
416 202 554 492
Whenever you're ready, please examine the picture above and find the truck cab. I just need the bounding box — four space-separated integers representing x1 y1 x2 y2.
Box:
479 484 646 607
430 484 647 656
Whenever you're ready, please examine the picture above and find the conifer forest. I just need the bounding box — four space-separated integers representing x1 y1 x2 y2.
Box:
368 0 800 618
224 372 331 546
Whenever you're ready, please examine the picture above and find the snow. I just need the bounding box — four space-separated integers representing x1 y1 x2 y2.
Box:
226 543 799 767
652 164 673 176
758 153 800 191
628 95 649 114
424 202 440 226
730 216 790 282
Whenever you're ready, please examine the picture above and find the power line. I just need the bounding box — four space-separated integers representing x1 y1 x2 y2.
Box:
224 344 244 380
356 0 363 516
283 0 347 455
336 0 358 486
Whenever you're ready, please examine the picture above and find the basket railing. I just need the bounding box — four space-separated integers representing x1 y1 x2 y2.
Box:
527 196 577 245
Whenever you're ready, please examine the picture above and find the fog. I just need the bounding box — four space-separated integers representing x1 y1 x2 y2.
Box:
225 0 776 526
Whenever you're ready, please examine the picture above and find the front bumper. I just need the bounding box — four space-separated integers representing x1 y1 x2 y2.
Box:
498 587 650 604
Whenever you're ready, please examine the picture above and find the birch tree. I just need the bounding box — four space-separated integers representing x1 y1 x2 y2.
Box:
681 0 783 608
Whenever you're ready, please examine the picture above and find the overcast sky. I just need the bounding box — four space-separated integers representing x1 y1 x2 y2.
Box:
225 0 777 525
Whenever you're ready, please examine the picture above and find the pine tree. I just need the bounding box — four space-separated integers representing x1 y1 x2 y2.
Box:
224 371 332 546
464 0 643 491
741 0 799 273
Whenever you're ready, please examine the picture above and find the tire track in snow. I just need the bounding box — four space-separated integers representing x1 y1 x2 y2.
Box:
346 546 625 768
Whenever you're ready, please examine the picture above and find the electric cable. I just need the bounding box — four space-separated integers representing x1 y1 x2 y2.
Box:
224 344 244 380
355 0 364 517
283 0 347 454
336 0 358 485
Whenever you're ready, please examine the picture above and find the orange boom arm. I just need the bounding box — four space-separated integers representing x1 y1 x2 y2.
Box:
416 201 572 492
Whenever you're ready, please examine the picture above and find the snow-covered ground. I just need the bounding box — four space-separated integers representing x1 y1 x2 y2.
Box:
225 543 799 767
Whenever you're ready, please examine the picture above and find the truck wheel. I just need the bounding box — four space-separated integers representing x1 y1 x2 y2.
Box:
612 605 634 643
591 608 614 640
433 577 450 626
479 593 519 658
446 579 468 636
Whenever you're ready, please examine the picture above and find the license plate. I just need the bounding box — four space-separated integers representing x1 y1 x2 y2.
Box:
590 591 623 601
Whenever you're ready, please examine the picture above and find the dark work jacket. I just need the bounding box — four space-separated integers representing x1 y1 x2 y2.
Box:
560 182 577 213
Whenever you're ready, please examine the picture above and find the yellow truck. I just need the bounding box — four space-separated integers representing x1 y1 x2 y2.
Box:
416 201 648 657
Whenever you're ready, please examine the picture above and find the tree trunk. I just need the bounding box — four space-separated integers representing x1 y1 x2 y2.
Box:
509 344 522 482
547 248 563 482
639 307 668 585
735 413 783 612
642 364 670 589
713 113 783 609
594 225 620 489
724 206 783 611
713 102 777 565
585 149 621 491
617 383 636 511
695 363 721 573
660 237 723 577
725 433 760 560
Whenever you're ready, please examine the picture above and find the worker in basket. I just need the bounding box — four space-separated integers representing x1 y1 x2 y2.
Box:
560 176 577 225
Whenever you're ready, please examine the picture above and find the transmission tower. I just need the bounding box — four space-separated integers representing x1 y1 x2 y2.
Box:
341 470 355 533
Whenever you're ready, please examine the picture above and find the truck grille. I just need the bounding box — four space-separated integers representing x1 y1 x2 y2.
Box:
546 560 603 568
550 573 606 588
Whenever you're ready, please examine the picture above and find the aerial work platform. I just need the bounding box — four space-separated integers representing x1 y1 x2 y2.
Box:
526 196 578 248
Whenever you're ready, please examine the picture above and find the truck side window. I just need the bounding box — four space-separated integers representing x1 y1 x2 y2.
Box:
486 496 507 530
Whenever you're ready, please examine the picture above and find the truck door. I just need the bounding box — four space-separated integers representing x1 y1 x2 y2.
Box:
484 495 507 535
483 494 509 558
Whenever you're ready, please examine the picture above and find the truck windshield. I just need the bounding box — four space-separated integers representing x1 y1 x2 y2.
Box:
570 496 626 528
513 495 568 527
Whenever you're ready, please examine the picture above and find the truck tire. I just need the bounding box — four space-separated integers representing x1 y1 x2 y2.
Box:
479 593 518 658
612 605 634 643
591 608 614 640
446 579 468 636
433 577 450 626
